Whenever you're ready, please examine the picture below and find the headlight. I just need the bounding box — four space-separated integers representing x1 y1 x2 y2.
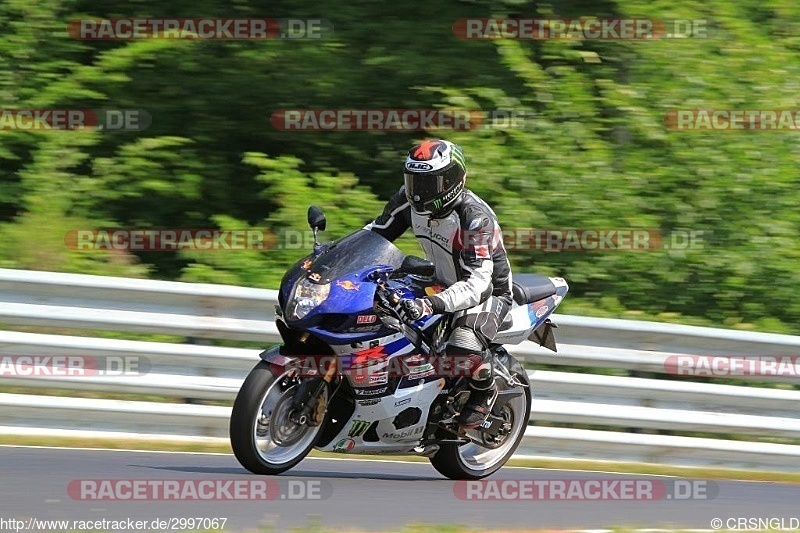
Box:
286 277 330 320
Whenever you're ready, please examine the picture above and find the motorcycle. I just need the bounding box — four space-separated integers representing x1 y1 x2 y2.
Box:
230 206 568 479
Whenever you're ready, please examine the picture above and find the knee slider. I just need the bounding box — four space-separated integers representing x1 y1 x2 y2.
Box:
448 326 485 355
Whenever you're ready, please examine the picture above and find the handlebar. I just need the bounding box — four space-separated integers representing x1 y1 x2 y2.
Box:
374 278 433 356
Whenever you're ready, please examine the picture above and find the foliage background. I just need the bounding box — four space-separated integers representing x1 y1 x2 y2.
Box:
1 0 798 333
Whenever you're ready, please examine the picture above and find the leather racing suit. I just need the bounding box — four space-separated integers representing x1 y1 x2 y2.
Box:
365 186 513 390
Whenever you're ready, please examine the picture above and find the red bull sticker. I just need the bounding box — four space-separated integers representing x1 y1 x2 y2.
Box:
337 280 360 291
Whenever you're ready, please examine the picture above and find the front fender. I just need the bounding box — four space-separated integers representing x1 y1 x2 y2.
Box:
258 345 298 368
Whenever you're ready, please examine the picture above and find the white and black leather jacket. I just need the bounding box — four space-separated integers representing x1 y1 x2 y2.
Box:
365 187 513 314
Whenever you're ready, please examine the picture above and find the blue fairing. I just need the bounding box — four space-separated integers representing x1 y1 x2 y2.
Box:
308 325 389 345
279 230 443 346
295 266 441 344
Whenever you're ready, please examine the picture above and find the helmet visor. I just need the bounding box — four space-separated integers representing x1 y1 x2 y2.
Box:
404 164 462 202
404 173 446 204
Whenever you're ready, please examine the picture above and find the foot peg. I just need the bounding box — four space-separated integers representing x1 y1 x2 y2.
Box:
413 444 440 457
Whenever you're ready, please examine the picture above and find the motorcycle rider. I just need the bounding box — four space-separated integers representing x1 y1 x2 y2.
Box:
365 139 513 428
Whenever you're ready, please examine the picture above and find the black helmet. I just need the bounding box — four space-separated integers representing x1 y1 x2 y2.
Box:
403 139 467 217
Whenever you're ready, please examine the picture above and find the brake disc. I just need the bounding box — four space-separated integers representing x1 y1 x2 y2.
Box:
269 392 308 447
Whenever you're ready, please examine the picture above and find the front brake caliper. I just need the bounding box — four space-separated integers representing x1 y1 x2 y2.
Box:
310 391 327 426
289 377 325 425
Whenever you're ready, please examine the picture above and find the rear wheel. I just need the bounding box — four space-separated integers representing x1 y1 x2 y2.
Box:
230 361 329 475
429 385 530 480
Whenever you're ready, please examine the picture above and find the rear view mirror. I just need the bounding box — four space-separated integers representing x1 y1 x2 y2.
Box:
307 205 327 231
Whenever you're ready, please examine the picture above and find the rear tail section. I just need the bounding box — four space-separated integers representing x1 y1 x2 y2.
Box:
492 276 568 347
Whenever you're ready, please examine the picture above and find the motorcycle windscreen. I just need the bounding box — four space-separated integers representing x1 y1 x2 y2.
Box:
310 229 405 282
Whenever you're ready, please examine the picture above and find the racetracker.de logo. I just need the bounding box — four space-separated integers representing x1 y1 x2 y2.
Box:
454 479 718 500
68 18 332 40
64 229 277 251
664 109 800 130
68 479 332 500
0 355 150 377
0 109 149 131
455 229 707 252
281 354 478 378
453 18 709 40
270 109 531 131
665 356 800 377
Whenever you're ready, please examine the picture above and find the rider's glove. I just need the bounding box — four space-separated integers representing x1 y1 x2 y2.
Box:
398 297 434 322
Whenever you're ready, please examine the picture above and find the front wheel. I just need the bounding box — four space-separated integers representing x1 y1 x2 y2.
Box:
429 384 531 480
230 361 329 475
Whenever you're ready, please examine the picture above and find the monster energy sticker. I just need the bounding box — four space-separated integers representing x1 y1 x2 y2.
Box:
347 419 371 437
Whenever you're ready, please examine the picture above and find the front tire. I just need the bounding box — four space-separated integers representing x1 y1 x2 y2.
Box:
230 361 328 475
429 385 531 480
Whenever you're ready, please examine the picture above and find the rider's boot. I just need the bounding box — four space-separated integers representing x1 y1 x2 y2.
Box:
456 352 497 428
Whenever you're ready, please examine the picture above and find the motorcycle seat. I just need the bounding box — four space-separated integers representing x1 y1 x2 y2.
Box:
511 274 557 305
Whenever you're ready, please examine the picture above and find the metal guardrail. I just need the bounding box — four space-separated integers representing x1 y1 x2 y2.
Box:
1 268 799 469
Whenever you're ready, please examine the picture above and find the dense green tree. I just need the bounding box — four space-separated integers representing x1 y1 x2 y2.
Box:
0 0 798 332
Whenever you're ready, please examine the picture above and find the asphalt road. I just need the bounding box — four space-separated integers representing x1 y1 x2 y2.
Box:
1 446 798 532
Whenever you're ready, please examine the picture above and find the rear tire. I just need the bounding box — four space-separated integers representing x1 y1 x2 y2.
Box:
230 361 328 475
429 385 531 480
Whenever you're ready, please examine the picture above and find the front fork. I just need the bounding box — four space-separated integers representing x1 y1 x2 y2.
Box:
288 357 338 426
